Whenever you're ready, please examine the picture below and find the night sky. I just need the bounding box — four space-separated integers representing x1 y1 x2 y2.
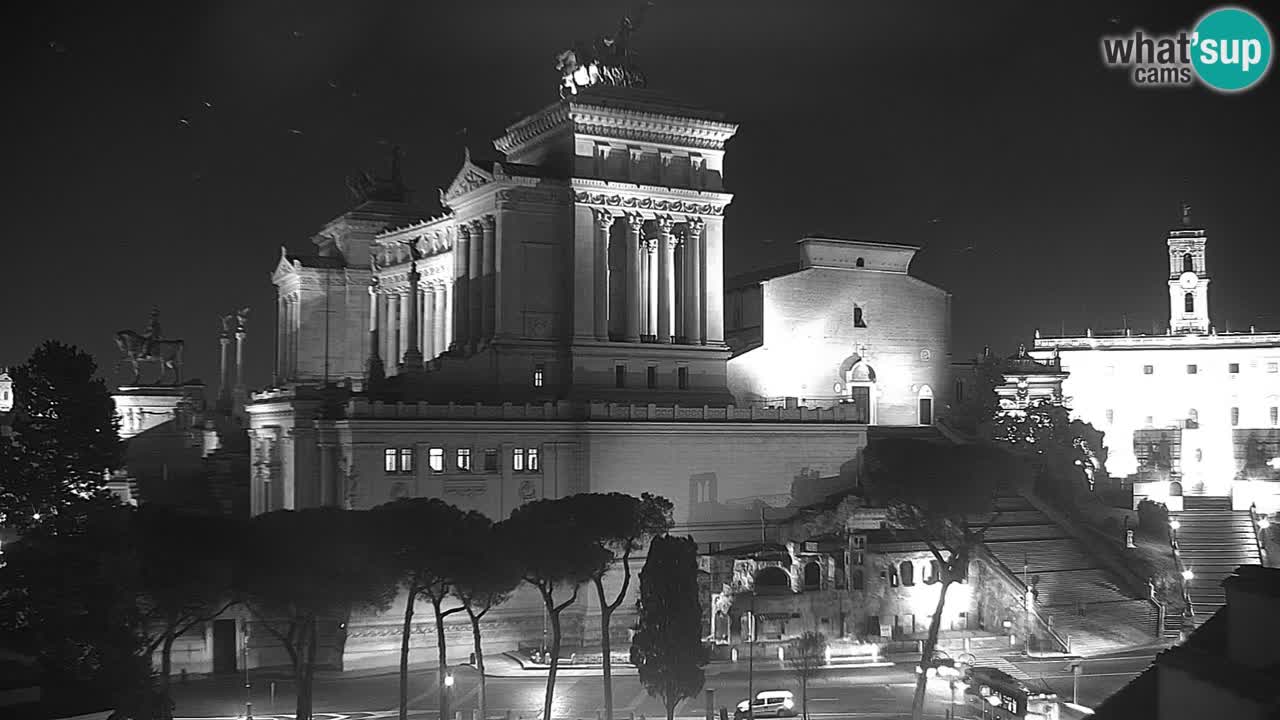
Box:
8 1 1280 391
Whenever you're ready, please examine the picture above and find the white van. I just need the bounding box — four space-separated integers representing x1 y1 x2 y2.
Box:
735 691 797 719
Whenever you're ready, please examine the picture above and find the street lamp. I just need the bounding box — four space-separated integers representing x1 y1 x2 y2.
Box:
1182 568 1195 581
443 672 454 720
1170 519 1181 531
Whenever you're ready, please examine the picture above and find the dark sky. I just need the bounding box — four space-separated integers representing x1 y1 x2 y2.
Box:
7 1 1280 390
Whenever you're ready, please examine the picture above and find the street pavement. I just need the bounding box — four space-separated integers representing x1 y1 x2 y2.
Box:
169 648 1164 720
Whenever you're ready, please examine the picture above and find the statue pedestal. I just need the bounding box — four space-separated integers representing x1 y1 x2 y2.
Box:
114 384 206 440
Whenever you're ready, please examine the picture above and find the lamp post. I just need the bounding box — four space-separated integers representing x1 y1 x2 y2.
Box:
746 591 756 720
242 628 252 720
443 671 454 720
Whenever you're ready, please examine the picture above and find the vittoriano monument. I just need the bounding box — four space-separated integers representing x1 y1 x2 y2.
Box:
556 1 653 98
115 307 185 385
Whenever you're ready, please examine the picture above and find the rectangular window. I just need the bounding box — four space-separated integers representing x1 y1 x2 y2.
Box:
678 366 689 390
513 447 525 471
456 448 472 472
1143 365 1154 375
1105 409 1114 425
429 447 444 473
1187 364 1198 375
647 366 657 389
528 447 540 472
533 364 544 387
384 448 398 473
1230 363 1240 374
1231 407 1240 427
615 364 626 388
1269 362 1279 374
484 449 498 472
398 448 414 473
1272 407 1278 426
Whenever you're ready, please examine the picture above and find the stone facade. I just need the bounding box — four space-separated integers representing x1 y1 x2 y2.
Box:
1030 216 1280 510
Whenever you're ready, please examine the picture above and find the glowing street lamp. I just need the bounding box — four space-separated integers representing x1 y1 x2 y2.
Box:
1260 517 1272 530
1170 519 1181 531
1182 568 1195 581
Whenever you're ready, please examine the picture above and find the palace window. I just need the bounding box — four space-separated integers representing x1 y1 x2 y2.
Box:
1187 364 1198 375
925 560 940 584
1271 407 1278 426
384 448 414 474
1184 293 1195 313
1231 407 1240 427
484 449 498 472
854 306 867 328
851 535 867 550
852 570 865 591
1143 365 1154 375
399 448 414 473
1230 363 1240 374
384 448 397 473
1183 252 1194 273
647 366 657 389
428 447 444 473
1269 362 1279 374
528 447 540 472
456 448 472 472
855 257 865 268
678 366 689 390
1106 409 1114 425
513 448 525 471
615 364 626 388
888 569 899 588
899 561 915 586
533 364 545 387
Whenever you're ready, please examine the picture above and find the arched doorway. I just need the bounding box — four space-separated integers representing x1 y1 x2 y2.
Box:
754 566 790 591
837 354 877 423
917 385 934 425
803 561 821 590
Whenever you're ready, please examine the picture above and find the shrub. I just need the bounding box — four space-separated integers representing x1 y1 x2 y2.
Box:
1137 499 1169 535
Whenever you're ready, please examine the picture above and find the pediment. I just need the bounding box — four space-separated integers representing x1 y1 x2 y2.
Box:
442 150 495 203
271 246 298 283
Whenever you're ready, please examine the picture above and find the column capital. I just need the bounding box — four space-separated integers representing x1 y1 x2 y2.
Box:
642 238 658 253
593 208 616 230
656 215 676 234
685 216 706 233
479 214 496 231
625 212 645 232
456 223 472 240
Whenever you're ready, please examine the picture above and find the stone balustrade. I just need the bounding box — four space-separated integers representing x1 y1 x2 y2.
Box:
341 398 869 423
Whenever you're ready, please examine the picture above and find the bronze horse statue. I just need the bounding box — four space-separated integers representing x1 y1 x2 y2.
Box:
115 330 184 385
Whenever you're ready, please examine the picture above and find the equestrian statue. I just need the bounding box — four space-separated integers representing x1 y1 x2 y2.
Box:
115 307 185 385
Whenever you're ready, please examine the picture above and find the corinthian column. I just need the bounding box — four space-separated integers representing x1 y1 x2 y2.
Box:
423 285 435 358
684 218 705 345
656 216 676 343
402 258 424 371
385 289 399 368
645 239 658 338
453 225 470 351
625 214 643 343
468 219 483 348
593 209 614 340
433 284 447 357
481 215 496 343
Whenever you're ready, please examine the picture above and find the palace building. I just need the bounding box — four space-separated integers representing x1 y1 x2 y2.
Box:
1030 208 1280 512
243 68 953 669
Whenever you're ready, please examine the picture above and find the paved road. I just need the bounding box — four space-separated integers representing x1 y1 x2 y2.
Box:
170 651 1160 720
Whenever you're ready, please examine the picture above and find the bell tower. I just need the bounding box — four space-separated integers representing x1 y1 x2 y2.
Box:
1167 203 1210 335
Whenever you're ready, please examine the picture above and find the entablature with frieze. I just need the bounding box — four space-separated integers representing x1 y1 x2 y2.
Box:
571 178 732 218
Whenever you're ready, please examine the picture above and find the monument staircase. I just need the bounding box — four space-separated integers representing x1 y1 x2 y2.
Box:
1173 495 1262 622
978 492 1159 657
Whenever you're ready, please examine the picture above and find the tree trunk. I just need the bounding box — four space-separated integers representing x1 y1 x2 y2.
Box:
910 580 953 720
400 586 417 720
801 673 807 720
433 597 450 720
543 596 563 720
665 696 677 720
303 617 319 720
160 631 176 720
469 609 487 720
597 577 616 720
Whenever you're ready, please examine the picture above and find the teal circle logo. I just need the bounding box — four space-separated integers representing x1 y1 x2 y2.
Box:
1192 6 1273 92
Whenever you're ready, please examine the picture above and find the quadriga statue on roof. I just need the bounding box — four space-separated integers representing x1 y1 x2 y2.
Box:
556 1 653 98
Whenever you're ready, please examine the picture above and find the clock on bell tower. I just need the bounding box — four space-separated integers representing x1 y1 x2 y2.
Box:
1167 202 1210 335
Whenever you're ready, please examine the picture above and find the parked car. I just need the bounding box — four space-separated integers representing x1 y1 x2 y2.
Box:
735 690 797 720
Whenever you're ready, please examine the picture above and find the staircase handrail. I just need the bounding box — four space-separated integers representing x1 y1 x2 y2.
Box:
1169 530 1196 620
1249 502 1267 564
972 542 1071 654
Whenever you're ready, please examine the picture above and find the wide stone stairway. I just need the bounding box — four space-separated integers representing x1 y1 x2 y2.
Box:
1173 495 1262 621
979 494 1158 656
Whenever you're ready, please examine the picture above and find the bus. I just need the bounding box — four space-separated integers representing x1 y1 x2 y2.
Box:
964 666 1060 720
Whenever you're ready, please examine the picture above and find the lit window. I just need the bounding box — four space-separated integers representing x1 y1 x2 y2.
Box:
1230 363 1240 374
615 365 626 388
528 447 540 472
513 448 525 471
1231 407 1240 426
678 366 689 390
1106 409 1114 425
456 448 472 472
1269 362 1279 374
647 366 657 389
429 448 444 473
1187 364 1198 375
399 448 414 473
533 364 544 387
384 448 398 473
889 570 899 588
1143 365 1154 375
1271 407 1278 426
